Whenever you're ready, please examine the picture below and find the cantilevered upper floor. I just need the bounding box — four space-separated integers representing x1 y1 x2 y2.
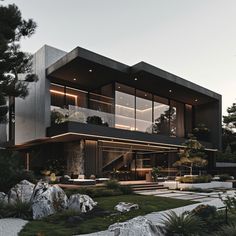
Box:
13 45 222 150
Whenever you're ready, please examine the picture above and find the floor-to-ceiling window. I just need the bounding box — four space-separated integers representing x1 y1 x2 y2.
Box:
115 83 135 131
153 95 170 135
135 90 152 133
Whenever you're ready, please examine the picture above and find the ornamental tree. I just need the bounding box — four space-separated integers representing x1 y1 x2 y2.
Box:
173 137 208 175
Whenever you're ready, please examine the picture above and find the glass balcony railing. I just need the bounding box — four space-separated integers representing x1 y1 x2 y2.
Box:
50 105 153 133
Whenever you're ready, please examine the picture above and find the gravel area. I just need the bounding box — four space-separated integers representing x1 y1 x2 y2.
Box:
0 218 28 236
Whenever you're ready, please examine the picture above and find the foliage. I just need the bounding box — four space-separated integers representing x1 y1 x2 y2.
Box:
191 204 217 219
178 175 212 183
19 195 193 236
159 211 205 236
214 223 236 236
223 102 236 130
219 192 236 213
0 200 32 220
6 200 32 220
173 137 208 175
151 167 160 181
51 110 65 125
218 174 233 181
119 185 133 195
0 150 36 192
152 107 176 135
0 3 37 123
216 145 236 163
105 179 121 190
193 123 210 141
86 116 108 127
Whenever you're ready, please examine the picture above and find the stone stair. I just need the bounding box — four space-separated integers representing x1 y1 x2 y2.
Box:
129 182 168 192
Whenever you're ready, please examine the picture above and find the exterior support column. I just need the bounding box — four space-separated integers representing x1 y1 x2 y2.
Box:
64 139 85 176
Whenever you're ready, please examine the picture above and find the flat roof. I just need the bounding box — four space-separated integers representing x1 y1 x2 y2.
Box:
46 46 221 104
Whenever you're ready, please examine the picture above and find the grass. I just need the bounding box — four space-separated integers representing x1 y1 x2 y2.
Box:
19 194 193 236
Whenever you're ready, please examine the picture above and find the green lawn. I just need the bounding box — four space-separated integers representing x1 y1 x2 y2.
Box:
19 194 194 236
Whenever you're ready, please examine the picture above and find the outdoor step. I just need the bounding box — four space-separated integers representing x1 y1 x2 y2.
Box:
132 186 167 191
129 183 163 188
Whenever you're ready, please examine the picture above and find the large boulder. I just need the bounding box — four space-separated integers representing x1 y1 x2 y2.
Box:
114 202 139 213
8 180 35 204
31 181 68 219
108 216 159 236
68 194 97 213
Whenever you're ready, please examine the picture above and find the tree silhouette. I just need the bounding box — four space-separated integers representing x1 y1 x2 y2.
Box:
152 107 176 135
0 3 37 123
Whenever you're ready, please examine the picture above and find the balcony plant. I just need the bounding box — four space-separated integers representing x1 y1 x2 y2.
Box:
86 116 108 127
51 109 65 125
193 123 210 142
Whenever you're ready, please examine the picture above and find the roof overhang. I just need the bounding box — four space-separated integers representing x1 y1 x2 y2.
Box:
46 46 221 106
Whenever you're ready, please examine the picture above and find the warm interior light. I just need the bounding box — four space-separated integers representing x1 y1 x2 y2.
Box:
134 77 138 81
195 99 198 102
89 69 93 73
169 89 172 93
50 89 78 99
73 78 77 81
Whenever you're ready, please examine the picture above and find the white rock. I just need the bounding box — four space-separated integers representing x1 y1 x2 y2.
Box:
8 180 35 204
114 202 139 213
31 181 68 219
108 216 160 236
68 194 97 213
0 192 7 203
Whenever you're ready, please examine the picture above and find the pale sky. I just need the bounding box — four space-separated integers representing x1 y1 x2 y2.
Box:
4 0 236 115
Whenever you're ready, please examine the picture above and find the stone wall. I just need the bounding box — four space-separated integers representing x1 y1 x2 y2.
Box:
64 140 85 176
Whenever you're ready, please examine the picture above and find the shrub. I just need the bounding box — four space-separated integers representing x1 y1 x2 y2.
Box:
218 174 232 182
214 223 236 236
192 204 217 219
119 185 133 195
178 175 212 183
0 150 36 192
159 211 205 236
105 179 121 190
6 200 32 220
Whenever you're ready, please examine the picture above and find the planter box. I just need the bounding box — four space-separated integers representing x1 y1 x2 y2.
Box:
163 181 233 190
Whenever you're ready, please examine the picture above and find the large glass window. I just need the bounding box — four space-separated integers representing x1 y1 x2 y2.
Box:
50 83 88 109
115 83 135 130
153 95 170 135
89 84 114 113
66 87 87 108
135 90 152 133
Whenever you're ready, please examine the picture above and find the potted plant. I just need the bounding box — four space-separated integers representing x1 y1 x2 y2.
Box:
193 124 210 142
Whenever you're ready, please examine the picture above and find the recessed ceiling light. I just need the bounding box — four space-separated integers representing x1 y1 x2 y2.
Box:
145 94 147 97
89 69 93 73
118 86 121 89
73 78 77 81
169 89 172 93
134 77 138 81
195 99 198 102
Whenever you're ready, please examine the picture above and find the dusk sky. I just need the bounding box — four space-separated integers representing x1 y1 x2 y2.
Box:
5 0 236 115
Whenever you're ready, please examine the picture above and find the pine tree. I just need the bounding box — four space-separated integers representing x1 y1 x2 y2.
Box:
223 102 236 152
223 102 236 130
0 3 37 123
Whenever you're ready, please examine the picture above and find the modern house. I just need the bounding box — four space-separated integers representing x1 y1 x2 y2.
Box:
1 45 222 180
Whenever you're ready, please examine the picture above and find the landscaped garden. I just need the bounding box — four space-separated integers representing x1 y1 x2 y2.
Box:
18 194 193 236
